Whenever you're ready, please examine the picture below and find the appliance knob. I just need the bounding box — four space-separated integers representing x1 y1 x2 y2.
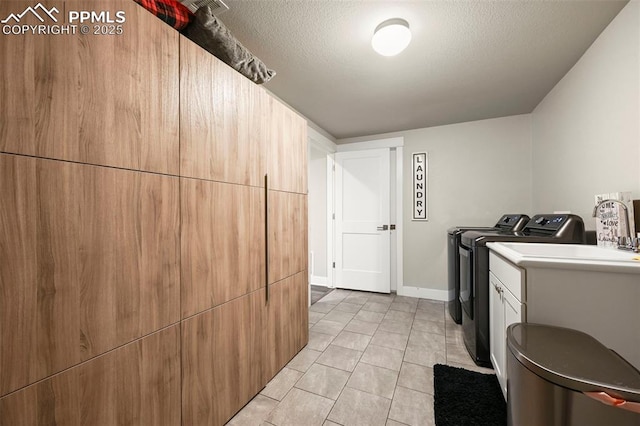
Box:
536 217 549 226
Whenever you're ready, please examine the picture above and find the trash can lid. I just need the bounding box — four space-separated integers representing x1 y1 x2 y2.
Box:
507 323 640 403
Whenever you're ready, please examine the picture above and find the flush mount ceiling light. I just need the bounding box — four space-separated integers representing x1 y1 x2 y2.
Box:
371 18 411 56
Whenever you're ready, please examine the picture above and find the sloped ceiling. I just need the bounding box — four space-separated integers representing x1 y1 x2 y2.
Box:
218 0 628 140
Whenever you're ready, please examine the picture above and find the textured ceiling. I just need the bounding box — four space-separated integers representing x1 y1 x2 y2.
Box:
219 0 628 140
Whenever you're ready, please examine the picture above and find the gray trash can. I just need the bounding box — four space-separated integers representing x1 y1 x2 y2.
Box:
507 323 640 426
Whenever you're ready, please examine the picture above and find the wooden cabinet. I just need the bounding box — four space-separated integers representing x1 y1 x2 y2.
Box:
182 290 266 426
182 276 308 426
181 178 266 317
0 1 179 175
268 191 308 284
0 325 181 426
265 272 309 381
0 154 180 397
180 36 266 186
179 35 308 423
0 4 307 425
179 34 308 193
267 98 308 194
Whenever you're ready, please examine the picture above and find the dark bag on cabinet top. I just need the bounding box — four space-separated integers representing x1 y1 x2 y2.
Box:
184 6 276 84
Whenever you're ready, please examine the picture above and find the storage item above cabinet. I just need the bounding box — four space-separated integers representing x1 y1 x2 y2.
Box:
135 0 194 30
184 6 276 84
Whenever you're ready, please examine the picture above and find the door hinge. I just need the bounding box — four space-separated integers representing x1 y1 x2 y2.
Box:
332 213 335 220
332 262 335 268
332 164 336 171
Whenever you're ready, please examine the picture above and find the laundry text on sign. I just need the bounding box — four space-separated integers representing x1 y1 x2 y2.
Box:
413 152 428 221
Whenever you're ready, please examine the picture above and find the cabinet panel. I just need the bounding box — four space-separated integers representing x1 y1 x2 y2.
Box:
503 289 523 335
489 252 524 300
268 191 308 284
182 290 265 426
0 1 179 174
267 98 308 194
489 273 505 391
0 326 181 426
0 154 180 396
265 272 309 381
489 270 523 399
291 271 310 354
181 178 265 317
180 36 266 186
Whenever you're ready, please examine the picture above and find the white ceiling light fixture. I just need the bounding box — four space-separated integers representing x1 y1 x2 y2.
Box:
371 18 412 56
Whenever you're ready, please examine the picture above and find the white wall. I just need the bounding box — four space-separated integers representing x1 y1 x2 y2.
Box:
308 126 337 287
309 146 328 281
314 1 638 297
531 1 640 223
339 114 533 294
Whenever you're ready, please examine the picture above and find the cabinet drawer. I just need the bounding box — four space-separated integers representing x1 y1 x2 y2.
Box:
490 252 525 301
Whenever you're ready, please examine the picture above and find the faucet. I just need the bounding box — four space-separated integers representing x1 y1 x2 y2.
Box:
592 199 637 251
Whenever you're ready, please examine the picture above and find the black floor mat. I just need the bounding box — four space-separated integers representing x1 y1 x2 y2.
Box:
434 363 506 426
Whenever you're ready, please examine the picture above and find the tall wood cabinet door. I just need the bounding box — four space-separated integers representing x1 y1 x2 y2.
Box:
180 36 266 186
264 279 287 381
264 272 308 381
291 272 310 353
181 178 265 318
0 325 181 426
0 1 179 174
268 191 308 284
182 290 265 426
267 98 308 194
0 154 180 397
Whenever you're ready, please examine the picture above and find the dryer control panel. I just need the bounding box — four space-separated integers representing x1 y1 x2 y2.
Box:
496 214 530 231
522 214 585 240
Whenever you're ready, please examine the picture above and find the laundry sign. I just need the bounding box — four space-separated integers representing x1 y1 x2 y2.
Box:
413 152 428 221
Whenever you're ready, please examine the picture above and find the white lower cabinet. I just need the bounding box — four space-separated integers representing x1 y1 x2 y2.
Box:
489 272 505 388
489 254 525 400
489 243 640 403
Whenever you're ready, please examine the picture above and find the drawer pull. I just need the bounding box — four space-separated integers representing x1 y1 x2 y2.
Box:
265 173 269 302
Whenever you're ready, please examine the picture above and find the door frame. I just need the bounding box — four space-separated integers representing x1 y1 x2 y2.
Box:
336 137 404 294
308 127 337 294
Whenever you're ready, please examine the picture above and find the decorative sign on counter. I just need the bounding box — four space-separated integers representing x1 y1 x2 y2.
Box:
594 192 635 247
412 152 428 221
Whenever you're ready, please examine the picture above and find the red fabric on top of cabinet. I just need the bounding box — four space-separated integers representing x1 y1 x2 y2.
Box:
135 0 193 30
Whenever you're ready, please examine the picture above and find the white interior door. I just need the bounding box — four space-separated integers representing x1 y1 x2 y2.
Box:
335 148 390 293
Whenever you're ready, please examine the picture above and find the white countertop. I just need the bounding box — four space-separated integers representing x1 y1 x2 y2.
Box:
487 242 640 274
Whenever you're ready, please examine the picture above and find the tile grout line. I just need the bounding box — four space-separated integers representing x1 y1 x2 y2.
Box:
263 292 449 426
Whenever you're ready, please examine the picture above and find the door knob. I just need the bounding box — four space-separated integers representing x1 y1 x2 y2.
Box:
377 225 389 231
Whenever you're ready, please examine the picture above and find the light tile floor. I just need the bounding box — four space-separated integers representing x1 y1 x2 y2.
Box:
227 289 494 426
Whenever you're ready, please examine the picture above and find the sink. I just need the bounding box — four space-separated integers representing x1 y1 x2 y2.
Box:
492 243 637 259
486 242 640 273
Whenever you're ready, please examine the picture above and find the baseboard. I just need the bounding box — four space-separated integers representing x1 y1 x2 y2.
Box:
397 285 449 301
310 275 328 287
